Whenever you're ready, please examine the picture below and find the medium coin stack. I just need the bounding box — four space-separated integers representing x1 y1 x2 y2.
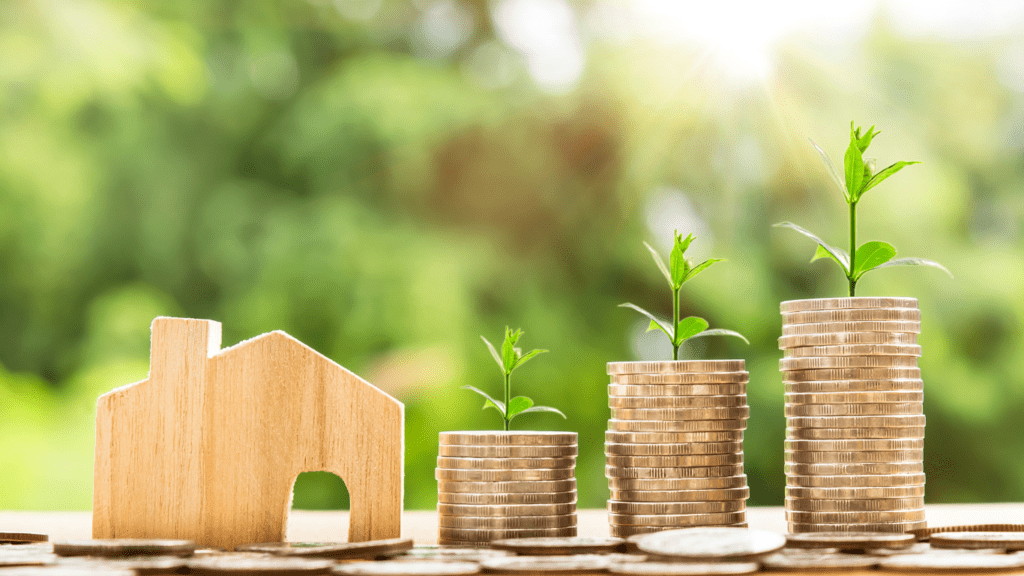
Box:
780 297 926 534
605 360 750 538
437 431 578 546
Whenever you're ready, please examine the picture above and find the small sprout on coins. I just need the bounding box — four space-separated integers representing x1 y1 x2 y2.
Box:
463 327 566 431
620 231 748 361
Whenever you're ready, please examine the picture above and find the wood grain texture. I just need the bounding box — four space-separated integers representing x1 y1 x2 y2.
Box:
93 317 404 549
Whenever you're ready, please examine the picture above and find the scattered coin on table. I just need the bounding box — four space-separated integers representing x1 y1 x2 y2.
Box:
607 561 760 575
761 552 880 571
910 524 1024 541
332 561 481 576
53 539 196 558
235 539 414 560
634 527 786 561
489 537 625 555
785 531 915 550
57 555 189 575
479 555 612 574
187 555 335 575
878 552 1024 573
930 532 1024 551
0 568 135 576
0 554 57 567
0 533 49 544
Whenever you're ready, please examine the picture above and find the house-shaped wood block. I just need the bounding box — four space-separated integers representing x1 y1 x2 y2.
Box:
93 317 404 549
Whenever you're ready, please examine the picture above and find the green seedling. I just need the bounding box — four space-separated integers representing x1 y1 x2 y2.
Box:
620 231 749 361
463 327 566 431
776 122 951 296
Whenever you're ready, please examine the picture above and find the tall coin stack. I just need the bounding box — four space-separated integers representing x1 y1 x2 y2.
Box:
780 297 926 534
605 360 750 538
437 431 578 546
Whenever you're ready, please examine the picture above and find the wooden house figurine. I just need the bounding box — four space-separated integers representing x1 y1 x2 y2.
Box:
93 317 404 549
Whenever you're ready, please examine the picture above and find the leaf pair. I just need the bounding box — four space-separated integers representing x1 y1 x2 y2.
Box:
775 222 952 280
481 327 546 376
618 303 749 348
811 122 919 205
461 385 565 424
646 232 724 291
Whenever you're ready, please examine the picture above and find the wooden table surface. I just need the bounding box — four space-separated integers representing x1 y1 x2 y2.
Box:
2 504 1022 542
4 505 1024 575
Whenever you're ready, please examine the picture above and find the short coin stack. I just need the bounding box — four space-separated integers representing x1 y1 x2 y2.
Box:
605 360 750 538
437 431 578 546
780 297 926 533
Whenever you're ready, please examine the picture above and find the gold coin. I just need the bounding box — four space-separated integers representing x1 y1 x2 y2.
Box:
878 553 1024 573
784 531 916 549
786 415 925 428
784 439 923 451
609 487 749 502
784 449 923 463
605 465 744 479
439 445 578 458
785 509 926 523
633 526 783 560
609 384 747 396
437 503 576 517
187 557 335 574
333 561 483 575
785 379 923 393
438 515 577 530
478 555 612 574
610 525 749 539
788 521 926 533
607 361 745 375
436 457 577 470
606 431 744 444
780 356 919 370
779 332 919 348
784 367 921 381
607 476 748 491
607 561 760 576
233 539 414 559
785 485 925 499
910 524 1024 540
608 512 746 527
606 454 743 468
437 479 576 493
760 553 880 571
785 391 924 404
784 344 922 357
930 532 1024 551
604 442 743 456
783 308 921 324
784 462 922 475
786 426 925 440
781 297 918 312
437 527 577 542
784 403 922 417
608 419 747 432
53 539 195 557
435 468 575 482
437 492 577 505
786 473 925 488
782 321 921 336
489 537 626 555
611 374 749 385
608 396 747 409
440 431 577 446
611 407 750 421
608 501 745 515
785 497 924 512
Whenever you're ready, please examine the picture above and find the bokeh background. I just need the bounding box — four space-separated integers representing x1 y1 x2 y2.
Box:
1 0 1023 513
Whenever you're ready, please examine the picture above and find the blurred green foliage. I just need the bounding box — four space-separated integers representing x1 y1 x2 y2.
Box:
0 0 1022 512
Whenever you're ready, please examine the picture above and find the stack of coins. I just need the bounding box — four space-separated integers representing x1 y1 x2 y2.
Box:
780 297 926 534
605 360 750 538
437 431 578 546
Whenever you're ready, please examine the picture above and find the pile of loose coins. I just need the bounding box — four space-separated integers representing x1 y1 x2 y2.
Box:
436 431 579 546
779 297 926 534
605 361 750 538
5 526 1024 574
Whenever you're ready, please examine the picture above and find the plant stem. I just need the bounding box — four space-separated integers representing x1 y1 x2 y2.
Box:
849 200 858 297
503 372 511 431
672 286 680 361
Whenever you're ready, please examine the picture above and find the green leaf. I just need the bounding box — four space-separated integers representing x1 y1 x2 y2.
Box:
856 125 878 152
859 161 920 199
619 303 673 340
811 244 852 273
871 257 953 278
462 385 506 417
506 396 534 418
512 405 567 421
852 241 897 279
670 233 693 288
809 138 849 202
844 124 866 201
513 349 548 371
682 258 724 285
480 336 504 372
676 231 695 254
647 319 673 340
675 316 710 345
644 241 672 288
688 328 750 345
501 327 520 373
773 222 850 273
